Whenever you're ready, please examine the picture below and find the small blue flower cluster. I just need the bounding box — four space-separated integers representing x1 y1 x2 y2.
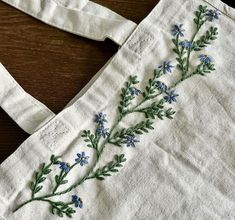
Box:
124 135 140 148
94 113 107 124
59 162 70 173
75 152 90 166
172 24 185 37
206 10 221 21
158 61 174 74
72 195 83 208
129 87 141 96
155 81 179 104
199 54 213 64
59 152 89 173
179 40 193 49
164 90 179 104
95 113 110 138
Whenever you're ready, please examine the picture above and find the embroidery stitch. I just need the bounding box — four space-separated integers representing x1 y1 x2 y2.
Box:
13 5 220 218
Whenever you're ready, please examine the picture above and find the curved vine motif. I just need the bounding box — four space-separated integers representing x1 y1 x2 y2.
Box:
13 5 220 218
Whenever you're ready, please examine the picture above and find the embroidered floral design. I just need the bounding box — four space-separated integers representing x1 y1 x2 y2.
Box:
164 90 179 104
206 9 221 21
94 112 107 125
172 4 218 82
179 40 193 49
72 195 83 208
199 54 213 64
129 87 142 96
75 152 89 166
59 162 70 173
158 61 174 74
171 24 185 37
13 5 219 218
124 135 140 148
96 125 110 138
155 81 168 92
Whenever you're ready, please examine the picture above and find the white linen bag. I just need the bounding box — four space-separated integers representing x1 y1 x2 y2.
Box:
0 0 235 219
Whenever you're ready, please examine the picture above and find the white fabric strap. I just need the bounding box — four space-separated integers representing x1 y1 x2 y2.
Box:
1 0 137 46
0 64 55 134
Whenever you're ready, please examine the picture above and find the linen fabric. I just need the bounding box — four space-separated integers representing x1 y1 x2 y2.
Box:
0 0 234 219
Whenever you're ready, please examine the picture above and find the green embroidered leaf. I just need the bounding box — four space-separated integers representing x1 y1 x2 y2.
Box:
172 36 187 77
115 120 154 137
193 27 218 51
118 75 140 116
165 108 176 119
195 63 216 76
194 5 208 29
82 130 99 150
61 180 68 184
34 186 43 193
142 69 163 100
109 120 154 147
50 155 61 165
30 157 61 198
51 201 76 218
38 177 46 183
91 154 126 181
132 99 175 120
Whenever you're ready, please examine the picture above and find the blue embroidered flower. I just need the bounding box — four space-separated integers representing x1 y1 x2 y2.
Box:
59 162 70 173
158 61 174 74
206 10 221 21
96 125 110 138
72 195 83 208
75 152 89 166
94 113 107 125
179 40 193 49
164 90 179 104
172 24 185 37
124 135 140 148
129 87 142 96
199 54 213 64
155 81 168 92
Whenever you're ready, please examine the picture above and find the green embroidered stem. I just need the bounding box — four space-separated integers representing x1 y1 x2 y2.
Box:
118 75 139 119
30 155 61 198
50 201 75 218
13 198 75 218
109 120 154 147
86 154 127 181
185 23 206 73
81 130 101 157
173 5 210 80
53 161 79 194
173 36 187 77
193 27 218 51
142 69 163 101
135 101 176 120
194 5 208 30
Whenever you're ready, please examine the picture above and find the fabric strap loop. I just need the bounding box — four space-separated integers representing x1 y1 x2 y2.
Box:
0 64 55 134
1 0 137 45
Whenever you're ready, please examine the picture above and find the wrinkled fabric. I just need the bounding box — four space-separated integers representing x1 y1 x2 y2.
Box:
0 0 235 219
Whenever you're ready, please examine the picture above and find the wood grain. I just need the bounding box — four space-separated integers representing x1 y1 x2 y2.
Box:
0 0 157 163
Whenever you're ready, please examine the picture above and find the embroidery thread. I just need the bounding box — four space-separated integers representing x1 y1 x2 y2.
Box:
13 5 220 218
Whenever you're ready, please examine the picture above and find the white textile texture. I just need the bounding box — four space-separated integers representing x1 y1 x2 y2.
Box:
0 0 234 219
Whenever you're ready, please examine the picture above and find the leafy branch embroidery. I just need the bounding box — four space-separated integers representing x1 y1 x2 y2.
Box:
13 5 220 218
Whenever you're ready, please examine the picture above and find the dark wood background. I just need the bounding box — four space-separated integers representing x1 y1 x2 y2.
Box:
0 0 233 163
0 0 157 163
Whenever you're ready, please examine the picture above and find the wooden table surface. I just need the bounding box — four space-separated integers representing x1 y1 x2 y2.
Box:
0 0 157 163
